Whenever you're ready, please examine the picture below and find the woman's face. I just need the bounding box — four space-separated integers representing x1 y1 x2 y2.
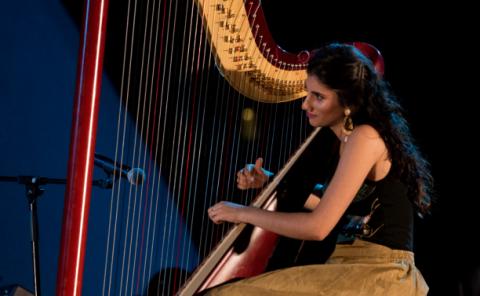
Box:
302 75 344 129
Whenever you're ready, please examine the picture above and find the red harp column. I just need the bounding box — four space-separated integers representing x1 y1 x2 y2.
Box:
56 0 109 295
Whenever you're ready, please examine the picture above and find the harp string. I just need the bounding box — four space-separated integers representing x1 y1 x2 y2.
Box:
180 10 215 285
127 0 160 292
97 0 308 294
102 0 139 294
213 1 241 255
150 0 177 293
188 1 217 274
136 0 169 291
162 0 197 294
142 0 165 284
119 0 140 292
172 0 211 291
241 0 266 207
207 2 227 243
142 2 175 293
132 0 163 292
220 0 259 240
155 0 179 293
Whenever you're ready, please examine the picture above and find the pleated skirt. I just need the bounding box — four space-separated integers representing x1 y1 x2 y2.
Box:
205 239 428 295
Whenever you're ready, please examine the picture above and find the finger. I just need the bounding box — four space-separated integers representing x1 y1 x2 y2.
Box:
209 213 222 224
209 202 221 211
240 166 249 178
237 176 249 188
254 158 265 176
242 168 255 182
245 163 255 173
237 168 249 179
237 172 250 184
237 177 244 184
237 182 248 190
254 157 263 170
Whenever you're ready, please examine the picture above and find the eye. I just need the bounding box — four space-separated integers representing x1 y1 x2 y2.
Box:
312 92 324 100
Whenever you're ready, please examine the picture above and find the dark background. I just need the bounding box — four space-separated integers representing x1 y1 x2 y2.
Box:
1 0 477 295
263 2 477 295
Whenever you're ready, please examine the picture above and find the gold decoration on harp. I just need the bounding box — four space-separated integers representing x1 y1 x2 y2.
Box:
196 0 308 103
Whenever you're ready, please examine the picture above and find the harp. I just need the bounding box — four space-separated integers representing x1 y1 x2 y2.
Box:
55 0 383 295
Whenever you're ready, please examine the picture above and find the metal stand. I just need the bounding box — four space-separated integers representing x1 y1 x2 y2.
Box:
0 175 113 296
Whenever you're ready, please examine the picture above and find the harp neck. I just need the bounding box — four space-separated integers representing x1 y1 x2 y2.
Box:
196 0 308 103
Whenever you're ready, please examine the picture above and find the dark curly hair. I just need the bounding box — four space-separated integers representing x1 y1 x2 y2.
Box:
307 43 433 216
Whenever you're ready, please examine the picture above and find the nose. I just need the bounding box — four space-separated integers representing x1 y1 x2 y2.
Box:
302 94 312 111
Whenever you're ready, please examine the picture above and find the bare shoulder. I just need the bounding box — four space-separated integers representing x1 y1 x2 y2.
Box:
350 124 381 139
346 124 386 154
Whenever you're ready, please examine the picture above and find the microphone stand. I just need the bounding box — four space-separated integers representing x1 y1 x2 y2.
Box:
0 175 114 296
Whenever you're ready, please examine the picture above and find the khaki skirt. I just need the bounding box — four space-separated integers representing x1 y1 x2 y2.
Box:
206 239 428 296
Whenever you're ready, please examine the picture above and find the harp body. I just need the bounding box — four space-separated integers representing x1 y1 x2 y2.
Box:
178 127 321 295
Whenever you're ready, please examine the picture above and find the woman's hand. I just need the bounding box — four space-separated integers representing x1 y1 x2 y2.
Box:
236 157 273 190
208 201 248 224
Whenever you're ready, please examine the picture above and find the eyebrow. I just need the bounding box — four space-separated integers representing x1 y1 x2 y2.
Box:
305 81 328 98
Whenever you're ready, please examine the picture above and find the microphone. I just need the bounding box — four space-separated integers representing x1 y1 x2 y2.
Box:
94 154 146 185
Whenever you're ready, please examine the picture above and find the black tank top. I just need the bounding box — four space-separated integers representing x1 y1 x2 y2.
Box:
339 171 415 251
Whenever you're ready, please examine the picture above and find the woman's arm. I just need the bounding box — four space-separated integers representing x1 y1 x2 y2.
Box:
209 125 387 240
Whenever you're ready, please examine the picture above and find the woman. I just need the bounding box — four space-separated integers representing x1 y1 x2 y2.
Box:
207 43 432 295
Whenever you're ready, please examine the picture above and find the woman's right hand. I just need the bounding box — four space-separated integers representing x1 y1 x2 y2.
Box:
236 157 273 190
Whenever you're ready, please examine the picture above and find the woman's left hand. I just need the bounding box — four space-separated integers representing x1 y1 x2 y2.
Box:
208 201 247 224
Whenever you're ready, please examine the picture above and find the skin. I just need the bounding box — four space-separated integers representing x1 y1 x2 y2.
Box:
236 157 272 190
208 75 391 241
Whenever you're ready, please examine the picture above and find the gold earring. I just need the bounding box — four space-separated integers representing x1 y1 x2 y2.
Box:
342 109 353 140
